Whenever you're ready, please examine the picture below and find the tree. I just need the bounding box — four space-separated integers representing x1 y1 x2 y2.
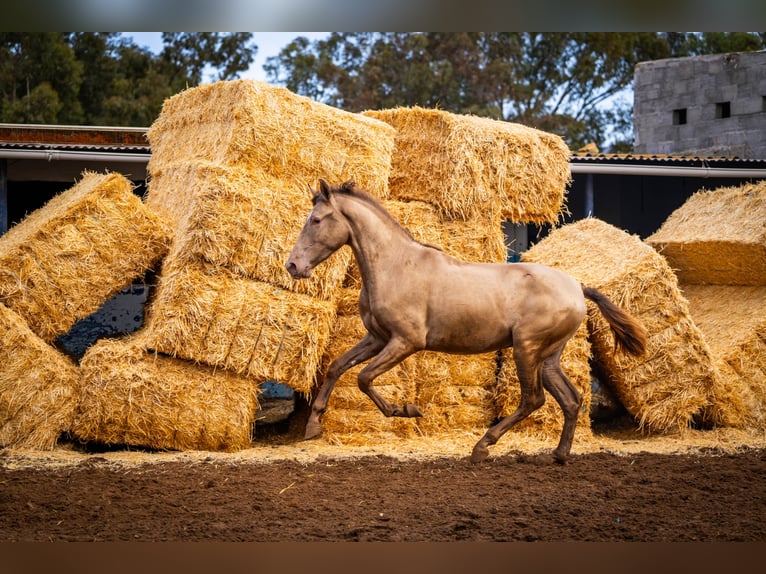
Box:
1 32 259 127
0 32 83 124
160 32 257 89
264 32 766 151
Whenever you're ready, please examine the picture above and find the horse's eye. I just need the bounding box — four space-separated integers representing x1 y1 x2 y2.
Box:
311 216 321 225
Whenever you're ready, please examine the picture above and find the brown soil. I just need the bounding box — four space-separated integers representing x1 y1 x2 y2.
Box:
2 433 766 542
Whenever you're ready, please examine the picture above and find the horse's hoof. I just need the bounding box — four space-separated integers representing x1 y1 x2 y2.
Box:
470 444 490 464
304 421 322 440
403 403 423 418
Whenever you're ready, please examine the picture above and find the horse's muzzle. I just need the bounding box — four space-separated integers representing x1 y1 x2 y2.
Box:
286 260 310 279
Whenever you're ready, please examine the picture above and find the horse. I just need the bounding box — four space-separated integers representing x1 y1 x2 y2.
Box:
286 180 647 464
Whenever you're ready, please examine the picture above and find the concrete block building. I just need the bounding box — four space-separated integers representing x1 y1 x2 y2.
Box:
634 51 766 158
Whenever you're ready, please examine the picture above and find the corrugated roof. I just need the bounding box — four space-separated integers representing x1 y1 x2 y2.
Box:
2 124 765 166
0 123 150 155
571 152 766 168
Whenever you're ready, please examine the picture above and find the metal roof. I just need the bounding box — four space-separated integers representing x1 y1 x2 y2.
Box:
2 124 766 177
570 151 766 169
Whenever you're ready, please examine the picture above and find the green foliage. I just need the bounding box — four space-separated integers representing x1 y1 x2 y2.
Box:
1 31 764 150
265 32 766 152
0 32 257 127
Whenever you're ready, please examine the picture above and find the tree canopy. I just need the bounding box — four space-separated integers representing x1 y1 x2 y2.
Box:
0 32 257 126
264 32 766 151
1 32 764 151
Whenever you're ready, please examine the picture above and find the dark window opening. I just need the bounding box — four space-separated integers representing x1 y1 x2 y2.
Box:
715 101 731 119
672 108 687 125
762 96 766 112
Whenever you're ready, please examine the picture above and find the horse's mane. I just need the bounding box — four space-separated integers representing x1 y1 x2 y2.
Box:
320 180 443 251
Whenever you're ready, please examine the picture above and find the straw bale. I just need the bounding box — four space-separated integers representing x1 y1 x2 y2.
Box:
335 286 361 317
147 80 396 196
495 322 593 439
0 302 79 450
72 333 259 451
142 259 335 393
146 163 353 301
681 284 766 429
522 217 715 432
646 180 766 285
321 315 417 444
0 171 172 342
364 106 571 222
413 352 497 436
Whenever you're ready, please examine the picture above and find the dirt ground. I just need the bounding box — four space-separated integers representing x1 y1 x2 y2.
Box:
3 416 766 542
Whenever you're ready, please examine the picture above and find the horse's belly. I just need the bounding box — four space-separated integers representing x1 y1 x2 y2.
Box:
424 304 512 353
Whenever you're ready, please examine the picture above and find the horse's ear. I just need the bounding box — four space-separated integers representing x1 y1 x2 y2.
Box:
318 179 331 200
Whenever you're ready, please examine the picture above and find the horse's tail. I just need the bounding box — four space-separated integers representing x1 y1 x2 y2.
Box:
582 285 647 357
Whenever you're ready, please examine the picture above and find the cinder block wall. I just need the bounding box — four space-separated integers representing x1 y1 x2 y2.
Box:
634 51 766 158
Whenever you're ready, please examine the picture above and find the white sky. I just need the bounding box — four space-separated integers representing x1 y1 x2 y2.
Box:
123 32 329 82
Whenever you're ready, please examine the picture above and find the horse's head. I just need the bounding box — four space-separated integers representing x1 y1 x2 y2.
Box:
286 179 351 279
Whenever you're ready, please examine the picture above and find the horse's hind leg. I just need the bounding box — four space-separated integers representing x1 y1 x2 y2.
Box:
471 345 545 464
357 337 422 418
542 350 582 464
305 333 385 440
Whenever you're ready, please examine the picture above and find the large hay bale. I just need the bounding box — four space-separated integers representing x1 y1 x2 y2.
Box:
412 351 497 437
0 302 80 450
0 171 172 342
146 163 353 301
72 333 259 451
147 80 396 197
522 217 715 432
142 259 335 394
646 180 766 285
321 315 417 445
681 284 766 429
364 107 571 222
495 321 593 439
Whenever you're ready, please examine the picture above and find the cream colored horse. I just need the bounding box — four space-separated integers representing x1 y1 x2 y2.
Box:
286 180 646 463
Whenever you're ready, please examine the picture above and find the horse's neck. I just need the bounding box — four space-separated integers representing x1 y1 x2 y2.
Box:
339 196 416 285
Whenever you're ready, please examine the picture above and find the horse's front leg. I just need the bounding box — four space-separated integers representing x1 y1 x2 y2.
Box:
305 333 385 440
357 337 423 418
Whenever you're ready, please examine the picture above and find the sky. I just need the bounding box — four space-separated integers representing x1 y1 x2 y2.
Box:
123 32 329 82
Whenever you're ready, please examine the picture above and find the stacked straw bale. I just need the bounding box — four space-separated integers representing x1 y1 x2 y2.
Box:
142 80 396 397
147 80 396 201
412 350 498 437
143 259 336 394
146 163 353 301
72 332 259 451
0 171 172 342
646 181 766 429
363 107 571 223
495 322 593 440
645 181 766 285
681 285 766 429
0 302 80 450
522 217 715 432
